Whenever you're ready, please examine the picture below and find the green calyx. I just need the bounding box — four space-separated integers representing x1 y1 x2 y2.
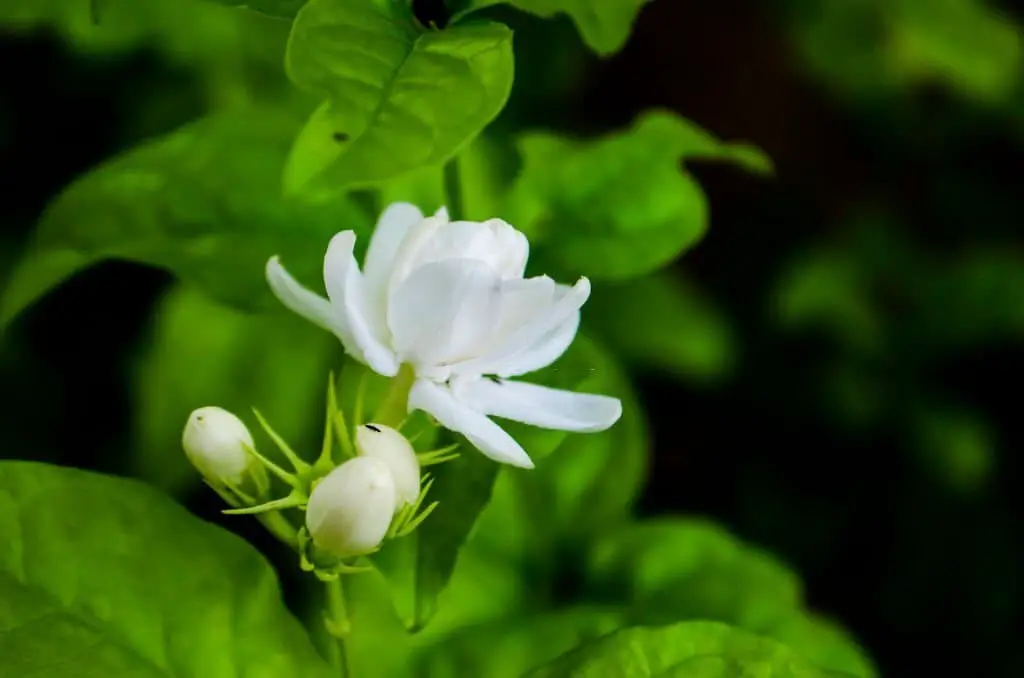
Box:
211 367 458 576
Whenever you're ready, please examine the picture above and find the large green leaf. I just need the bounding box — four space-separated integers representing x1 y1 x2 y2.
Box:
588 519 802 630
412 439 500 629
0 106 373 327
212 0 308 18
586 519 876 678
0 461 330 676
586 273 736 383
419 607 624 678
283 0 513 194
524 621 858 678
453 0 651 55
131 284 337 494
511 110 771 281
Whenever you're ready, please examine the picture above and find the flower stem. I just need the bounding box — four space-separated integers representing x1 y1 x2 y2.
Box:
443 156 464 221
373 364 415 428
324 578 351 677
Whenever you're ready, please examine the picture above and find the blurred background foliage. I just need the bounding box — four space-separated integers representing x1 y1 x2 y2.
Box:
0 0 1022 676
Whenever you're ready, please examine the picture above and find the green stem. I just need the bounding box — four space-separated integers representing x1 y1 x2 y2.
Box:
442 156 464 221
324 578 351 677
373 364 416 428
256 511 299 550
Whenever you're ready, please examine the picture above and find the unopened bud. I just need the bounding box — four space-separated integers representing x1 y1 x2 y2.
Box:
356 423 420 509
305 456 396 559
182 407 256 486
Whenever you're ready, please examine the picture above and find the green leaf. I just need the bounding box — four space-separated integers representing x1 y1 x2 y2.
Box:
211 0 308 19
413 438 500 629
911 403 995 496
915 248 1024 354
283 0 513 194
0 0 295 107
524 621 858 678
0 105 373 327
454 0 651 56
131 284 337 494
377 135 510 221
343 564 417 678
773 251 883 356
0 461 330 676
588 519 802 629
586 273 736 383
512 110 771 280
412 543 527 640
419 607 624 678
790 0 1022 103
586 519 876 678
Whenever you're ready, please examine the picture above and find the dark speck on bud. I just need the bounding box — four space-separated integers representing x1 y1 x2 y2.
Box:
364 424 382 432
333 132 350 142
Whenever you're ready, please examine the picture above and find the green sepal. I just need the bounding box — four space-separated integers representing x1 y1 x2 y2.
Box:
222 488 307 515
418 443 461 467
253 407 312 475
298 527 376 580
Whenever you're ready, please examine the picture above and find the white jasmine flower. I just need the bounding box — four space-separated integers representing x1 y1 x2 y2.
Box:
355 423 420 510
182 406 258 486
266 202 622 468
305 456 396 559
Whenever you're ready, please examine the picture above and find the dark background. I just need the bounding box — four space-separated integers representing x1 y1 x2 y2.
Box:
2 1 1023 676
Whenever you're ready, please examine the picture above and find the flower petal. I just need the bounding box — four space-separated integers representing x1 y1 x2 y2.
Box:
324 231 399 377
420 219 529 279
455 378 622 432
500 310 580 377
456 277 591 377
266 256 361 358
388 212 450 295
363 202 424 315
408 379 534 468
388 258 503 369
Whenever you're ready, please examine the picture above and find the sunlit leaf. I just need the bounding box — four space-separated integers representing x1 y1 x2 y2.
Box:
525 620 860 677
0 461 330 677
0 105 373 327
283 0 513 194
587 519 876 678
512 110 771 280
210 0 308 19
453 0 652 55
419 607 624 678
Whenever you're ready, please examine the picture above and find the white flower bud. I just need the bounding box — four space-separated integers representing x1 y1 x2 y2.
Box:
355 423 420 510
182 406 256 485
305 456 396 559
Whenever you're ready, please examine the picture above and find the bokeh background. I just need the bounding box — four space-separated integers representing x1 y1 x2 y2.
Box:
2 0 1022 676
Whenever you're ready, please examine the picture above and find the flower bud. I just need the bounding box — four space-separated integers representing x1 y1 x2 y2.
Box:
305 456 396 559
182 406 256 486
355 423 420 509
